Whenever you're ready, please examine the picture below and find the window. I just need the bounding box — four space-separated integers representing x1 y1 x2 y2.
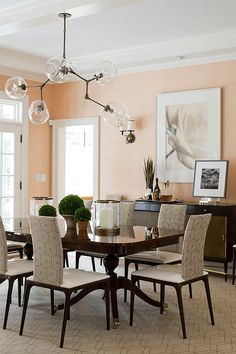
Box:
51 117 99 205
0 99 22 122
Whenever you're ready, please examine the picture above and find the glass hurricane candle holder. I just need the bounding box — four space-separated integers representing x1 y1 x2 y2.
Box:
94 200 120 236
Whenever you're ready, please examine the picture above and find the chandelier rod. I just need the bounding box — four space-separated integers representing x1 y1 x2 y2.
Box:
59 13 71 59
63 14 66 59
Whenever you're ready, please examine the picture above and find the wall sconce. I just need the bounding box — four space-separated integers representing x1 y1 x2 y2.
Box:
120 119 136 144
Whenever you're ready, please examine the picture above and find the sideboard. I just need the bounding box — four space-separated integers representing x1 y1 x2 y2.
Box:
133 200 236 279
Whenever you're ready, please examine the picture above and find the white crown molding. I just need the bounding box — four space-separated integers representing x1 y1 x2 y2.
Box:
1 28 236 81
74 29 236 72
0 0 140 36
0 48 46 81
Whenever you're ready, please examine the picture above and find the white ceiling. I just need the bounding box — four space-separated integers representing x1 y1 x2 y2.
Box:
1 0 236 81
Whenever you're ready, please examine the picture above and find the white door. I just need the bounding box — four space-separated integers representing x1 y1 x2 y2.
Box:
51 117 99 205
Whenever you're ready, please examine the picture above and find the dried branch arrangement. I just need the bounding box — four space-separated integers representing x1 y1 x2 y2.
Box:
143 157 155 189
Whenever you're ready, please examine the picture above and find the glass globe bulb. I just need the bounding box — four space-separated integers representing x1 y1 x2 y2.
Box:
126 132 136 144
94 61 117 86
103 101 128 128
5 76 27 99
29 100 49 125
46 57 77 83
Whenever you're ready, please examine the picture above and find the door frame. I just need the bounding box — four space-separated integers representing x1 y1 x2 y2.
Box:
0 91 29 218
50 117 99 205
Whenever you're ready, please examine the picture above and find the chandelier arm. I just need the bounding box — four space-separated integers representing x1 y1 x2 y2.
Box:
36 78 50 101
84 80 112 110
41 78 50 88
24 84 41 89
69 69 88 82
40 86 44 101
85 95 107 109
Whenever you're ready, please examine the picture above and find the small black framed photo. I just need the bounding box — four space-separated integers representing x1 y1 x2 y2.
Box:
193 160 228 198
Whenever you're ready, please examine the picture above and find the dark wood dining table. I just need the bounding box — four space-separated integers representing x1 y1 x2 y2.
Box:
5 218 183 328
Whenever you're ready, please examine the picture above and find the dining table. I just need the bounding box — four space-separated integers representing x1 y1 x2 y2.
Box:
5 218 183 328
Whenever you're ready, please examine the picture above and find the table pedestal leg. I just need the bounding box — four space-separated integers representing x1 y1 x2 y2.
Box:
23 243 33 260
103 254 120 328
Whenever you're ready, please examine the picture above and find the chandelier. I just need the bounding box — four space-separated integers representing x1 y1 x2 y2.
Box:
4 12 135 141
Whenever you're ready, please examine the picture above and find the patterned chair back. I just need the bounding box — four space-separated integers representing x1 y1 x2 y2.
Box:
158 204 187 230
120 201 134 226
28 215 63 286
158 204 187 252
0 217 8 274
181 213 211 280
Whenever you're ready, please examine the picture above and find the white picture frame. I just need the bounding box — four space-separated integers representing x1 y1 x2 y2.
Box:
193 160 228 198
156 88 221 183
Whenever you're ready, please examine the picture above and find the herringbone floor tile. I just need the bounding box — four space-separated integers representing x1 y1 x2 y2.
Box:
0 253 235 353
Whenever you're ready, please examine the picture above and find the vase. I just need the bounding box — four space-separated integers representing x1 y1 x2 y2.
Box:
77 221 89 240
146 185 153 200
62 215 77 239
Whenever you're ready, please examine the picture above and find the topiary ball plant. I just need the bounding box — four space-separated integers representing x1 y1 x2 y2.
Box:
39 204 57 217
58 194 84 215
74 207 91 222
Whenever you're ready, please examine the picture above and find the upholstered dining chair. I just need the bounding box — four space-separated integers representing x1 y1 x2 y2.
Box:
20 216 110 348
129 213 214 339
75 201 135 271
0 216 33 330
124 204 187 300
7 241 24 259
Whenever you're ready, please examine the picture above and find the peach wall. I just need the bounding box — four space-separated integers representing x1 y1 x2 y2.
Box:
0 75 52 199
50 60 236 203
2 59 236 204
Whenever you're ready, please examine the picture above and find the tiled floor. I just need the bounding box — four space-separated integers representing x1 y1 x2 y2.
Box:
0 253 235 353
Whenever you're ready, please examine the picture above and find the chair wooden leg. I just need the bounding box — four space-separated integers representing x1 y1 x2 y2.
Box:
50 289 54 315
153 282 157 292
75 252 80 269
233 249 236 285
160 283 165 314
105 280 110 330
124 259 130 302
175 285 186 339
134 263 140 288
3 278 15 329
91 257 96 272
63 251 69 268
18 277 22 307
19 282 32 335
203 276 215 325
129 276 136 326
19 248 23 259
224 262 228 282
60 292 71 348
188 284 193 299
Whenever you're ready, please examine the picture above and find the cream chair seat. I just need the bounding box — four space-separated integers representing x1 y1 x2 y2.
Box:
126 250 182 264
20 216 110 349
0 217 33 330
129 214 214 339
